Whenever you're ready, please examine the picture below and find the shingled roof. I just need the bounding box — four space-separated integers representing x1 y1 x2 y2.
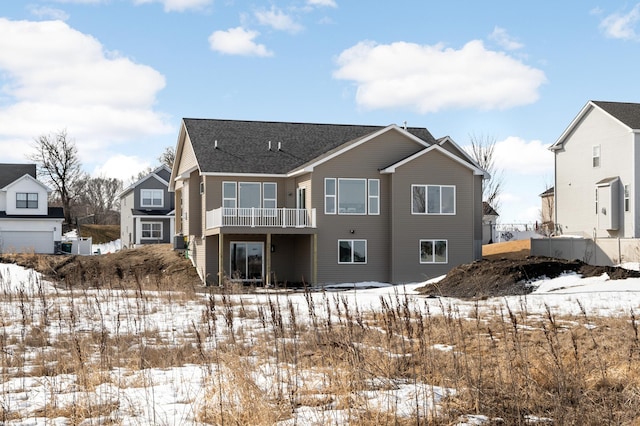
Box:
592 101 640 130
183 119 437 174
0 164 36 188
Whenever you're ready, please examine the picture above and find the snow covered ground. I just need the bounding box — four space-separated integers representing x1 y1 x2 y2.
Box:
1 260 640 425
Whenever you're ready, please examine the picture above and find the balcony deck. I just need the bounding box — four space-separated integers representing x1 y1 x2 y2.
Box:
206 207 316 230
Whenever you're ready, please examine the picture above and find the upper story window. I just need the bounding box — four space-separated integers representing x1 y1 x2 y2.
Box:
16 192 38 209
625 184 630 212
324 178 380 215
222 181 277 215
592 145 601 168
412 185 456 215
141 189 163 207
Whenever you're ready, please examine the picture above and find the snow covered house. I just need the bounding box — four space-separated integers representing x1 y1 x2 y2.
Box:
0 163 64 254
170 118 489 286
119 164 175 248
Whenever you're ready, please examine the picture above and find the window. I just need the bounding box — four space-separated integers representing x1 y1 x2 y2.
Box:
625 184 630 212
223 182 237 215
141 222 162 239
325 178 379 215
263 182 277 216
412 185 455 214
420 240 448 263
199 181 204 194
16 192 38 209
325 178 336 214
593 145 601 168
338 239 367 264
368 179 380 215
223 181 277 215
141 189 163 207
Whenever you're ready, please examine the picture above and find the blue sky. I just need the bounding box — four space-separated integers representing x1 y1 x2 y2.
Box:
1 1 640 223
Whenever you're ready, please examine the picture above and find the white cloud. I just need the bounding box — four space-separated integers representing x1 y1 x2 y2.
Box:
28 6 70 21
493 137 553 175
255 7 304 33
92 154 151 183
209 27 274 57
307 0 337 8
489 27 523 50
333 40 546 113
133 0 212 12
600 4 640 40
0 18 172 165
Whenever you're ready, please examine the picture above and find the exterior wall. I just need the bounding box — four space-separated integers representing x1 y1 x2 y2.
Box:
311 130 425 284
531 237 640 267
5 178 49 216
133 176 174 211
389 150 477 283
177 136 198 176
0 218 63 253
0 191 6 211
555 107 634 238
136 217 172 244
120 191 135 247
188 170 202 237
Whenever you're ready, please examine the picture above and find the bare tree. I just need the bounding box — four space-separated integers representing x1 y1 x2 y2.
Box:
539 182 555 236
158 146 175 168
76 175 123 224
468 134 504 212
28 129 82 225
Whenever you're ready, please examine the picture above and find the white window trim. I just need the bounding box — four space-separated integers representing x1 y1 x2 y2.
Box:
263 182 277 216
368 179 380 215
419 239 448 264
325 178 336 215
411 184 456 215
223 181 237 216
141 189 164 208
141 222 163 239
593 145 601 168
338 178 367 215
338 239 367 264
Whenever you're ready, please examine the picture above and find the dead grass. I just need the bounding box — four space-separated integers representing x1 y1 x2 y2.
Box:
483 239 530 260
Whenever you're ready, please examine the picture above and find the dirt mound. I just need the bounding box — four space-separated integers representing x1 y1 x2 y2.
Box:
416 256 640 300
0 244 203 291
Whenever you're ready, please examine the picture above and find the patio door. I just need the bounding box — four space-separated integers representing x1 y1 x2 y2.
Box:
230 242 264 281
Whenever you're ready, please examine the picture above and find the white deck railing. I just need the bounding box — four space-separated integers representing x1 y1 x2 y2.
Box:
206 207 316 229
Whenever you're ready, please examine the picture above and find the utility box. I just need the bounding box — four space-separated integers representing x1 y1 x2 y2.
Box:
174 235 185 250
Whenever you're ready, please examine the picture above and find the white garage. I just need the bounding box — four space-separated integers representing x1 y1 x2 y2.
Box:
0 231 54 254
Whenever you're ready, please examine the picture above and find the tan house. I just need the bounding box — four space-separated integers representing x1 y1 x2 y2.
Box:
170 119 488 286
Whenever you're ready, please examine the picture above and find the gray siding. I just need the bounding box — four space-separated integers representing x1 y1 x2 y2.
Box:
389 150 477 283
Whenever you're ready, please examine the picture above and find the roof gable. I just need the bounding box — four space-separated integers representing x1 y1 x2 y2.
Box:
3 173 51 192
0 164 36 188
380 144 489 177
551 100 640 150
119 164 170 197
181 119 437 175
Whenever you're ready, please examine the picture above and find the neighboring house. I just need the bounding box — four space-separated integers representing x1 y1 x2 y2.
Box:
539 186 554 236
120 164 175 248
170 119 488 286
550 101 640 238
482 202 499 244
0 163 64 254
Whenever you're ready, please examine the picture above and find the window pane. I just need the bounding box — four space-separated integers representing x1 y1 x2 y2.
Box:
369 180 379 215
434 240 447 263
223 182 236 198
326 197 335 214
442 187 455 214
239 183 260 208
325 178 335 196
420 240 433 263
427 186 440 213
338 179 366 214
339 240 352 263
353 240 366 263
412 186 425 213
263 183 276 199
